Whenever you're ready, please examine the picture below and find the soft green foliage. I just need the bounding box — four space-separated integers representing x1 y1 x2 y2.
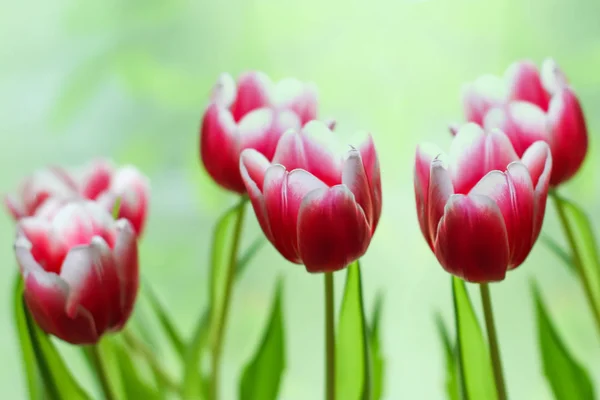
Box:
452 278 496 400
239 278 286 400
114 341 161 399
368 293 385 400
540 234 575 274
553 194 600 312
336 262 370 400
435 313 459 400
532 283 595 400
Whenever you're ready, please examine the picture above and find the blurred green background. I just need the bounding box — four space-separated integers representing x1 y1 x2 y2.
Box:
1 0 600 398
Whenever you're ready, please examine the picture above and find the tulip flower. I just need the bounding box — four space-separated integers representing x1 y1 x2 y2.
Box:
200 71 319 193
240 121 381 273
5 160 150 236
461 58 587 186
14 201 139 344
415 123 552 282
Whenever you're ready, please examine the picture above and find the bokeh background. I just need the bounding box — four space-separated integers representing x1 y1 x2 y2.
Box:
1 0 600 398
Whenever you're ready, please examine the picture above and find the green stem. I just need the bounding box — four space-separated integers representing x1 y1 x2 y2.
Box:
324 272 335 400
89 342 116 400
551 192 600 335
122 330 180 392
210 198 247 400
479 283 507 400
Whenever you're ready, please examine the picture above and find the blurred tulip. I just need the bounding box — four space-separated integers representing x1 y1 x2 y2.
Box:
77 160 150 236
414 123 552 282
15 201 139 344
240 121 381 273
200 71 318 193
4 166 78 220
462 58 587 186
5 160 150 236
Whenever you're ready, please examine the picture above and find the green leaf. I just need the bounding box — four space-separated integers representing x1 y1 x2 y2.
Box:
236 235 267 277
182 199 247 398
83 339 125 399
22 298 90 400
540 234 575 273
143 279 186 359
532 282 595 400
114 340 162 399
336 261 370 400
13 276 45 400
553 195 600 310
112 196 122 219
451 277 496 400
368 292 385 400
435 313 459 400
239 278 286 400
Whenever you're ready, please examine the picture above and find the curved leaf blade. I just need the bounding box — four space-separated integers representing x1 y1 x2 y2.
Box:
239 278 286 400
540 234 574 274
336 261 370 400
554 195 600 310
114 340 162 399
532 282 595 400
452 277 496 400
435 313 459 400
13 276 45 400
368 292 385 400
23 298 90 400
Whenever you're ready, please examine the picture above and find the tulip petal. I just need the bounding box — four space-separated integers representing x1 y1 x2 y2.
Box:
263 166 327 264
540 58 569 96
113 219 139 329
200 103 244 193
427 158 454 246
271 130 308 172
414 143 443 249
546 88 588 185
230 71 272 122
483 102 549 156
521 141 552 242
449 123 518 194
238 108 301 161
60 244 111 335
505 60 550 110
23 266 98 345
434 194 510 282
469 165 535 268
342 149 373 228
80 159 114 200
240 149 273 240
297 185 370 273
211 73 237 108
462 75 507 125
358 133 382 233
17 219 63 274
298 121 344 186
4 194 26 220
271 78 318 124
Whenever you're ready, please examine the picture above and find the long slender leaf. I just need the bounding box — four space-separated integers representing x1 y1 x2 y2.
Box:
114 340 162 399
451 277 496 400
143 279 186 358
554 195 600 310
23 298 90 400
336 261 370 400
540 234 575 273
532 282 595 400
435 313 459 400
239 278 286 400
368 292 385 400
236 235 267 277
13 276 45 400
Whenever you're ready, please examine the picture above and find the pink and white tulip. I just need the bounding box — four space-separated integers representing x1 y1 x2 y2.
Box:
415 123 552 282
200 71 318 193
240 121 381 273
15 201 139 344
462 59 587 186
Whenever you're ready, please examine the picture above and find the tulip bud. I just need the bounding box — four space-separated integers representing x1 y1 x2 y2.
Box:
200 72 319 193
414 123 552 282
239 121 381 273
14 201 139 344
463 58 587 186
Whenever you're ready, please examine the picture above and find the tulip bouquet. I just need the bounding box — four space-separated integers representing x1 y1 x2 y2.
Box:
5 58 597 400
